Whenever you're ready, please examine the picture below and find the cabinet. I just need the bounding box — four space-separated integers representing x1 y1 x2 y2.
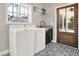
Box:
9 25 45 55
34 28 45 54
46 28 53 44
9 28 35 56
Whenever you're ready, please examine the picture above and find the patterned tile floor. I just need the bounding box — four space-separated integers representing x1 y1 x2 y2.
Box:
35 42 79 56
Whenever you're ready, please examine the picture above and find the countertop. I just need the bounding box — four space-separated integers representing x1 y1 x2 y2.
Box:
37 26 53 31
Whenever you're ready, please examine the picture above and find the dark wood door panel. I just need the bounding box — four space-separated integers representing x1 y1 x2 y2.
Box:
57 3 78 48
59 41 77 48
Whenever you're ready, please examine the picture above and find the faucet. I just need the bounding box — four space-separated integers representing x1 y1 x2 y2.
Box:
40 21 46 27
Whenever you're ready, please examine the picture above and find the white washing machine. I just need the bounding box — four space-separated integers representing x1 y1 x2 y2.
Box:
9 25 35 56
9 25 45 56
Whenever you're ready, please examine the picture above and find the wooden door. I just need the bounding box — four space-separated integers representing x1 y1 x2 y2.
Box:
57 3 78 48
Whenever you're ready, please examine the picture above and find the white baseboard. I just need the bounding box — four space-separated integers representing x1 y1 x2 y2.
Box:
52 40 56 43
0 49 9 56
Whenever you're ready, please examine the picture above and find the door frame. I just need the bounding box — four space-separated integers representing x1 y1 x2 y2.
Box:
54 3 78 48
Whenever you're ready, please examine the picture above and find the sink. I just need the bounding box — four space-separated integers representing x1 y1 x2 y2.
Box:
37 26 50 28
37 26 53 31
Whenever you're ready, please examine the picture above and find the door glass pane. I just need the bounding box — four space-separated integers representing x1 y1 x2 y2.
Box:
66 7 74 32
59 9 66 32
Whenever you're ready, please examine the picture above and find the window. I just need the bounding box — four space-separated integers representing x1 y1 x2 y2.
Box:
59 7 74 33
59 8 66 32
66 7 74 32
8 3 31 23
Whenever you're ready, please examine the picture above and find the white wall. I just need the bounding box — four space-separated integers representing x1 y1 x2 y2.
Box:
27 3 45 26
0 4 9 52
41 3 54 26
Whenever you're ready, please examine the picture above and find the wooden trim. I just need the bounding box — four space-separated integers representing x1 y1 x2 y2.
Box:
57 3 78 9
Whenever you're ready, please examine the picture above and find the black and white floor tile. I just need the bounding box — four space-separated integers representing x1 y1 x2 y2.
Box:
35 42 79 56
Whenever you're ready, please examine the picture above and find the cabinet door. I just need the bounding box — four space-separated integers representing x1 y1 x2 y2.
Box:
35 29 45 54
16 30 35 56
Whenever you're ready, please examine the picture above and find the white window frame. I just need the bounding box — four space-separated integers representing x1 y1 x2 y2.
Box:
6 3 32 24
